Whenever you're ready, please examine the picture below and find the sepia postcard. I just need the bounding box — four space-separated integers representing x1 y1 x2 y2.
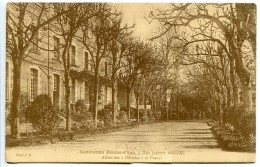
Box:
5 2 256 163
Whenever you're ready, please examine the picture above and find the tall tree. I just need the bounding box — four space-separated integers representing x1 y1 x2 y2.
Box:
108 32 133 124
120 40 146 119
79 4 123 127
53 3 101 131
6 3 67 139
149 3 256 112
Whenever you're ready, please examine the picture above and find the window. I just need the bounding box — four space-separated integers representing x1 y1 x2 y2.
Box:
53 36 60 60
85 51 89 70
53 74 60 106
71 79 76 103
53 75 59 91
105 61 108 76
30 69 38 100
70 45 76 65
6 62 9 100
85 82 89 103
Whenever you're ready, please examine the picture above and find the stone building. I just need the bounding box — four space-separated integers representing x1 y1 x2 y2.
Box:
6 4 136 120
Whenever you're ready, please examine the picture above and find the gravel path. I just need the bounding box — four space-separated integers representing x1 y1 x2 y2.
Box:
6 120 255 163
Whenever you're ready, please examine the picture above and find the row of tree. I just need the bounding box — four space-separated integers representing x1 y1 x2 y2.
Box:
7 3 173 139
149 3 256 128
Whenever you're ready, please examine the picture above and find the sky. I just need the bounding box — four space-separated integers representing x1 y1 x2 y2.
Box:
114 3 188 82
114 3 168 41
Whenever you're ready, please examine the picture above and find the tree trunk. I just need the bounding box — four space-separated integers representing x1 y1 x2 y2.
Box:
111 46 118 125
126 88 131 119
154 99 157 112
151 98 155 118
213 97 217 120
217 94 223 124
232 46 252 112
230 57 239 110
143 93 147 119
112 78 118 125
64 69 71 131
63 41 73 131
165 92 168 120
216 94 219 119
151 99 154 112
158 94 161 111
136 96 139 122
235 66 252 111
93 64 100 128
241 81 252 111
222 90 227 123
10 60 21 139
226 87 231 109
176 93 179 120
233 87 239 109
225 87 231 123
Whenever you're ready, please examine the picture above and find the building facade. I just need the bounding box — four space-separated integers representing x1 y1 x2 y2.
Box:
6 4 136 120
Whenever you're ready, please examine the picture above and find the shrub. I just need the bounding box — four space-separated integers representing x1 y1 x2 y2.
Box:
222 106 230 123
98 103 112 120
104 103 112 110
98 103 114 127
226 105 256 137
153 110 161 121
74 99 87 112
239 110 256 136
117 111 128 124
72 110 93 122
71 100 92 122
147 109 155 121
139 109 149 122
120 107 128 112
246 133 256 148
160 108 168 120
225 123 235 133
71 110 94 130
71 120 96 131
25 94 61 133
71 100 93 130
103 111 113 127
